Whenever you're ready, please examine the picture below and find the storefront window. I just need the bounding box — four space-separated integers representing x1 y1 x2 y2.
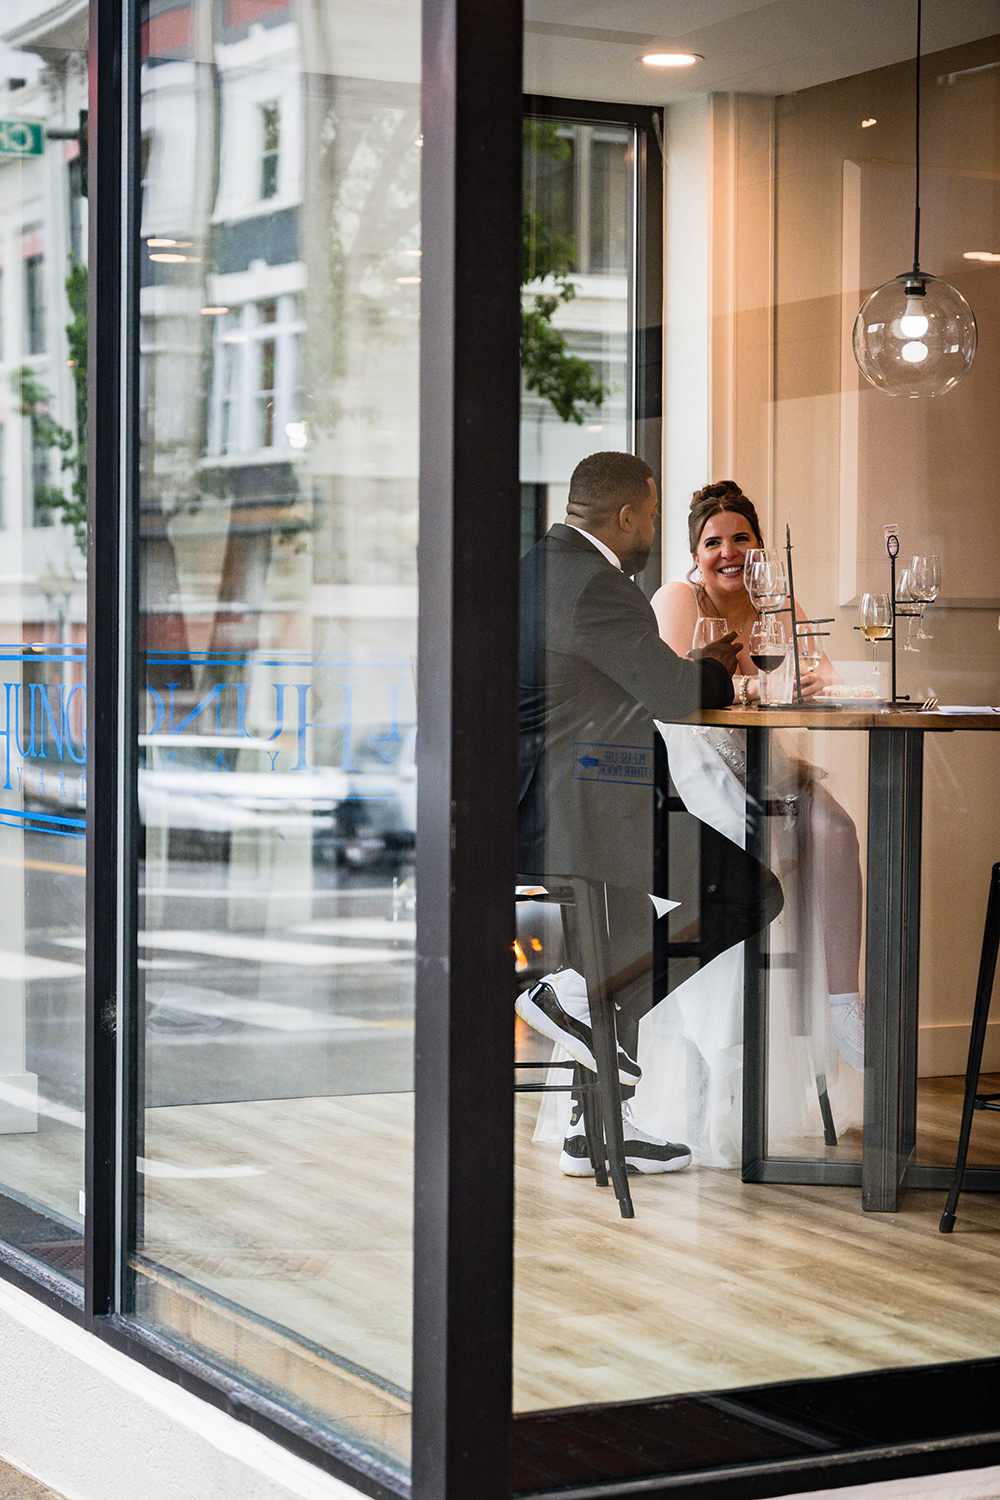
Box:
0 21 88 1287
132 0 419 1470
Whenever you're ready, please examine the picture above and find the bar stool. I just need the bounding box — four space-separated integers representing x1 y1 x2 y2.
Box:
940 862 1000 1233
515 876 634 1219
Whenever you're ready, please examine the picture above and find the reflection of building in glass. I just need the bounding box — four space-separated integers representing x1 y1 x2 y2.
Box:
139 0 419 762
0 0 87 684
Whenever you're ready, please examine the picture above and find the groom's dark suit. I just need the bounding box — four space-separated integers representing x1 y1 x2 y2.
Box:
518 523 781 1056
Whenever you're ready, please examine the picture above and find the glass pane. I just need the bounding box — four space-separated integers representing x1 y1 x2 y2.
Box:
133 0 418 1470
516 4 1000 1481
0 17 88 1285
520 118 631 545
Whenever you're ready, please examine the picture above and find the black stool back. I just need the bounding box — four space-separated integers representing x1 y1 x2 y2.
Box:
940 862 1000 1233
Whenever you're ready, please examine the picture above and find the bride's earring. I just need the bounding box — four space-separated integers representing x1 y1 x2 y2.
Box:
693 567 703 583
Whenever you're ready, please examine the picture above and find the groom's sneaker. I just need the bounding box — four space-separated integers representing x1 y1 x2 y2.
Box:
515 970 641 1086
560 1101 692 1177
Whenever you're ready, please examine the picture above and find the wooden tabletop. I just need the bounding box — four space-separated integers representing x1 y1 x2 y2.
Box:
676 705 1000 731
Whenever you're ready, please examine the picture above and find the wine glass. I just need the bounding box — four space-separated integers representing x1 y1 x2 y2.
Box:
910 555 941 639
691 616 729 651
742 548 765 592
746 552 788 614
749 615 788 705
796 624 822 675
859 592 892 663
896 569 921 652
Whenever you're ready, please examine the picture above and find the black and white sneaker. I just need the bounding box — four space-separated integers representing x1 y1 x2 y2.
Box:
558 1099 599 1177
559 1101 692 1177
515 972 641 1086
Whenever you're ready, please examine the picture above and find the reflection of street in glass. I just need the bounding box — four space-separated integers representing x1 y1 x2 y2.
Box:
15 833 415 1113
138 860 416 1105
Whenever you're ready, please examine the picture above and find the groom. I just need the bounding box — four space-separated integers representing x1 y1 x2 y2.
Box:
517 450 782 1173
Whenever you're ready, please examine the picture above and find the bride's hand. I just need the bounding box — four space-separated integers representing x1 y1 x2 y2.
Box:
796 669 823 699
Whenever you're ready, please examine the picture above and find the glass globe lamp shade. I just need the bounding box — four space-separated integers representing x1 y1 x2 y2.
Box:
853 272 977 396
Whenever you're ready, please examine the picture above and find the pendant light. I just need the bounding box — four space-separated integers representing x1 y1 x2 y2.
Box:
852 0 977 397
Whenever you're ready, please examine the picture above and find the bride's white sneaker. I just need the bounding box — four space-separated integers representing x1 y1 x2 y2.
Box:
830 993 865 1071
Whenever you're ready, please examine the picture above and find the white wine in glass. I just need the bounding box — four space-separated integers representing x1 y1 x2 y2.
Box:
859 592 892 663
796 626 822 674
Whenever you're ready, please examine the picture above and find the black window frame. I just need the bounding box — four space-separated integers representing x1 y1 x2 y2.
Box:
522 94 663 593
0 1 998 1498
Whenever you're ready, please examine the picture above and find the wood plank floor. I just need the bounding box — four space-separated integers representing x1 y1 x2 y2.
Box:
4 1074 1000 1466
512 1080 1000 1410
136 1075 1000 1418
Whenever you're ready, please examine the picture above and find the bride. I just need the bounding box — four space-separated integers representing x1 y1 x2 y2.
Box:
642 480 863 1162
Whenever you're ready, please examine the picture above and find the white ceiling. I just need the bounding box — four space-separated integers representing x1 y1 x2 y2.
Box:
525 0 1000 105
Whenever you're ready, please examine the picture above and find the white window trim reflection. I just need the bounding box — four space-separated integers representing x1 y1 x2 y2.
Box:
208 292 304 457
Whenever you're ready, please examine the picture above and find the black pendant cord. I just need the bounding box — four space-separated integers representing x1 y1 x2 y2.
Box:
912 0 922 275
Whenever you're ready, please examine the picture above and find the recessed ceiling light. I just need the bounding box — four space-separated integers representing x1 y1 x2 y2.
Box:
641 51 702 68
964 251 1000 262
862 118 877 128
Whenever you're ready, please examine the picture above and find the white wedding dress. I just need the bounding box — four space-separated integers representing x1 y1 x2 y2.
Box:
533 721 863 1167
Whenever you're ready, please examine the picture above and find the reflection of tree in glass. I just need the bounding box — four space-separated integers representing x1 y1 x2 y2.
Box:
305 106 607 430
304 94 421 436
522 121 608 424
12 260 88 552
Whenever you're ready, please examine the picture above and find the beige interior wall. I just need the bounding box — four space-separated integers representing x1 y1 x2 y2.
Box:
672 37 1000 1073
765 33 1000 1073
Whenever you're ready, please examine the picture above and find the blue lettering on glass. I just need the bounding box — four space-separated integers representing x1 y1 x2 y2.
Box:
146 686 165 736
1 681 14 789
175 684 226 737
65 684 85 762
0 654 412 838
31 683 64 758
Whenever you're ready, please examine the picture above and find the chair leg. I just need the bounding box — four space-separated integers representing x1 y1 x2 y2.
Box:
816 1074 837 1147
576 1066 608 1187
941 863 1000 1233
573 878 634 1219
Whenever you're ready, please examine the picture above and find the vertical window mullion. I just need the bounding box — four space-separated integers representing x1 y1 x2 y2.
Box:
413 0 522 1496
85 0 137 1325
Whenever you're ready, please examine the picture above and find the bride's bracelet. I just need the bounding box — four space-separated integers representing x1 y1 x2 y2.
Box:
738 675 750 706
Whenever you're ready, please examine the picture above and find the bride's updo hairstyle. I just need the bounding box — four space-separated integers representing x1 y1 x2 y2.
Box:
688 479 764 555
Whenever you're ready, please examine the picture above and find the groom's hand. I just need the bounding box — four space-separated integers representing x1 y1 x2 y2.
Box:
689 630 740 677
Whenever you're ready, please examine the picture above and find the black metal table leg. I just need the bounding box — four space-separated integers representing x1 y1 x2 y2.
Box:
863 728 923 1211
742 725 770 1182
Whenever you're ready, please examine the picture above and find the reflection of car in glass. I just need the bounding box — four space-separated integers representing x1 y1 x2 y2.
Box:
139 735 349 859
336 724 416 869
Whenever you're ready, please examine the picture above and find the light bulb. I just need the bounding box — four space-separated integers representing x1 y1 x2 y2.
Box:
853 272 977 396
898 296 929 339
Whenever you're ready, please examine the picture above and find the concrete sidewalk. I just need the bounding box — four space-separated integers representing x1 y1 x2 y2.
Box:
0 1459 69 1499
